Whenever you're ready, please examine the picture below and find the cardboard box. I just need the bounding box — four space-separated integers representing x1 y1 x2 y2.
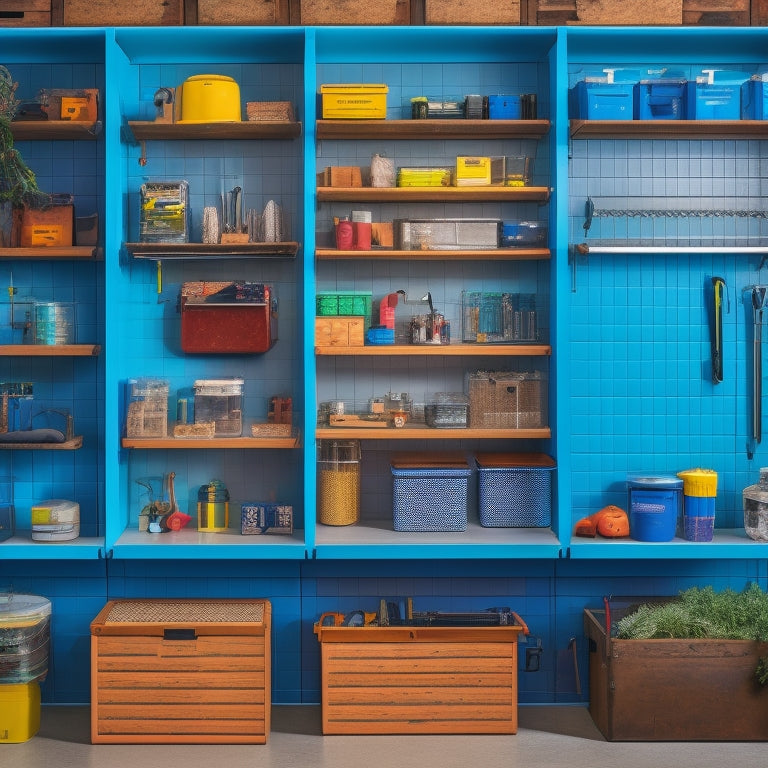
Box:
317 166 363 188
91 599 271 744
16 201 74 247
315 316 365 347
314 623 524 734
584 606 768 741
320 84 388 119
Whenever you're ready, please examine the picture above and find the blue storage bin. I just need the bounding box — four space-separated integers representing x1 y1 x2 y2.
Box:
742 78 768 119
627 474 683 542
475 453 555 527
573 81 634 120
391 455 471 532
688 70 746 119
366 327 395 345
635 79 687 120
488 95 521 119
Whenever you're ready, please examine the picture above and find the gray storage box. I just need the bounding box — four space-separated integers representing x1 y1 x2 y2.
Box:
393 218 501 250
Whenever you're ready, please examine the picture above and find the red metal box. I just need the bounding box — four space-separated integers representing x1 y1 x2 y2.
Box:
180 281 277 354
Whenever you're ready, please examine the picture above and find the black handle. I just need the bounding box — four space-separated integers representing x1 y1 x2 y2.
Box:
163 628 196 641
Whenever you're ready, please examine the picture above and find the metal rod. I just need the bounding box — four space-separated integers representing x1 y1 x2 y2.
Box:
578 244 768 255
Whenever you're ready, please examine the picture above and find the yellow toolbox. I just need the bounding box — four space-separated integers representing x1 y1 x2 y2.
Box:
0 682 40 743
320 84 388 119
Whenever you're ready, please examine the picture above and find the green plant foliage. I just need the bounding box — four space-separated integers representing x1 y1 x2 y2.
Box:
617 583 768 641
616 584 768 687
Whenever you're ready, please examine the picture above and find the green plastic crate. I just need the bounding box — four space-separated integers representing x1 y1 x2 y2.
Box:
315 291 372 327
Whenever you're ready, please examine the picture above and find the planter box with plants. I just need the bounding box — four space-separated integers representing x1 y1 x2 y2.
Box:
584 584 768 741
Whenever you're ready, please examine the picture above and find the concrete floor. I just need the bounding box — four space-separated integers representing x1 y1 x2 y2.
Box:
4 704 767 768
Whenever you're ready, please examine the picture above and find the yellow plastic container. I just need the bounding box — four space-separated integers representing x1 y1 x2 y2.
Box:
177 75 241 123
320 84 388 119
0 682 40 743
455 156 492 186
676 468 718 497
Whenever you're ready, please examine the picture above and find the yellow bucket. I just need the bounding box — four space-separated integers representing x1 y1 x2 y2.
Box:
676 468 718 497
177 75 241 123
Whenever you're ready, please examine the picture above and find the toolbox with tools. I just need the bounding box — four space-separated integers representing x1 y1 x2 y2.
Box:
90 598 271 744
314 600 528 735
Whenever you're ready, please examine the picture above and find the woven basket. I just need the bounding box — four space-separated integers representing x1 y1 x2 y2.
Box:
246 101 294 122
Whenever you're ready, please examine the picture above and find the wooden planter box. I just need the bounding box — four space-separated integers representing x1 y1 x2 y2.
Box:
91 598 271 744
314 623 524 734
585 607 768 741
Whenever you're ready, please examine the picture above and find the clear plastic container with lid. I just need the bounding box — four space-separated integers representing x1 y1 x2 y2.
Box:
0 593 52 684
125 378 169 438
193 378 244 437
743 468 768 542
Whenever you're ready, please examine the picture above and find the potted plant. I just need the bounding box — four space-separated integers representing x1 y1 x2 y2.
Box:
0 64 51 246
584 583 768 741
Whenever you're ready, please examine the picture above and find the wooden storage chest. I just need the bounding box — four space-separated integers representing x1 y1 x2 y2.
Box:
63 0 183 26
91 598 271 744
314 624 524 734
585 607 768 741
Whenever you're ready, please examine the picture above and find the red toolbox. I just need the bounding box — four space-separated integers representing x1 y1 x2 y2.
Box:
180 281 277 354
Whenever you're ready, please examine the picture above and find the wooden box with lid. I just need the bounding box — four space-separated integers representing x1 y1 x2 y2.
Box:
90 598 271 744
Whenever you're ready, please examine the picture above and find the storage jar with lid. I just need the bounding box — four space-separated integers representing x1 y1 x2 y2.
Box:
743 468 768 542
193 378 244 437
317 440 361 526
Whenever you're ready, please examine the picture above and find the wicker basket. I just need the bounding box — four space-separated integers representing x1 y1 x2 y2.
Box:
467 371 545 428
246 102 295 122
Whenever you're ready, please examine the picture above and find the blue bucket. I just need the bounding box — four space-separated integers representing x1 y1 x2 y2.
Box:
627 475 683 542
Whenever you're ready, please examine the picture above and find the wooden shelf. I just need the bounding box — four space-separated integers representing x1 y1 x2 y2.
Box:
317 186 550 203
316 118 550 141
569 119 768 140
10 121 102 140
126 120 302 142
0 436 82 450
0 344 100 356
316 248 550 261
122 436 299 449
125 242 300 259
316 343 551 357
315 426 550 440
0 246 102 260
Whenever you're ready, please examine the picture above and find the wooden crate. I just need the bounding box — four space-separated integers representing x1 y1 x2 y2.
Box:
314 624 524 734
425 0 521 24
292 0 411 25
91 598 271 744
0 0 50 26
315 316 365 347
196 0 289 25
63 0 183 26
585 607 768 741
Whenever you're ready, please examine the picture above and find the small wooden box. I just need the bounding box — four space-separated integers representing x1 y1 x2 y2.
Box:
315 316 365 347
91 598 271 744
63 0 183 26
314 624 523 734
0 0 50 26
585 607 768 741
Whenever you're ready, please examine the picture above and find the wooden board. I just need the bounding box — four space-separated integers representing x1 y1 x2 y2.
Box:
585 608 768 741
292 0 411 24
63 0 184 25
91 599 271 744
196 0 289 25
315 624 521 734
0 0 50 26
425 0 520 24
533 0 749 25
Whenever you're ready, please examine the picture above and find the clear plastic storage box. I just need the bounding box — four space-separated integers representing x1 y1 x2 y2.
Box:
194 378 244 437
